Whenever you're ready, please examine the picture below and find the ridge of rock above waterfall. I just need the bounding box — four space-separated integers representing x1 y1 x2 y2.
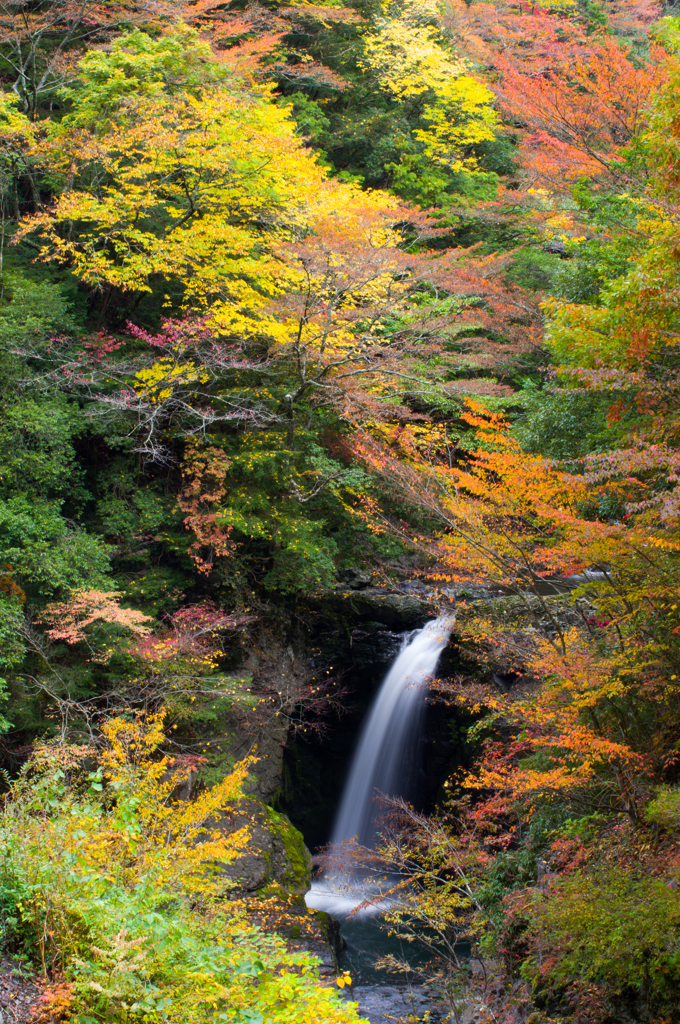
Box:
308 585 436 630
306 575 515 633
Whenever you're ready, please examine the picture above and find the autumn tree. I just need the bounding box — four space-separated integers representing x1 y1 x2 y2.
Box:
0 90 36 231
0 0 179 120
0 713 365 1023
40 588 153 659
494 32 666 195
349 380 680 1018
353 396 679 821
87 317 274 463
18 80 323 333
9 23 545 622
180 0 358 91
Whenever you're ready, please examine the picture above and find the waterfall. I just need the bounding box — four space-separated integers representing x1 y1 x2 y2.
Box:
306 615 453 916
332 616 453 847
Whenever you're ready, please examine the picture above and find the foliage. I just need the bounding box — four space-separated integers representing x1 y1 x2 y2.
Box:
56 26 233 128
0 0 174 118
0 715 366 1023
0 272 74 354
0 397 86 503
0 497 111 602
357 0 497 184
645 786 680 831
355 398 680 819
495 33 666 192
20 85 325 334
523 863 680 1002
40 590 153 662
514 385 618 461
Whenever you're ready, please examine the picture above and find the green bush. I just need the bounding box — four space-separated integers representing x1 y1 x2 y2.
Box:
523 867 680 1006
645 787 680 832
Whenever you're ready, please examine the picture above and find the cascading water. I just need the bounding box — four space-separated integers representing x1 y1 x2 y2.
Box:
333 616 453 848
306 615 453 917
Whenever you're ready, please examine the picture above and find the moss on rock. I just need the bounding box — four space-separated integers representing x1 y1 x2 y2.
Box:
265 806 313 895
211 799 312 897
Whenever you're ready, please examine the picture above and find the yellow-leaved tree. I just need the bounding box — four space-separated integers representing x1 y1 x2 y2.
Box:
19 83 321 340
17 25 425 353
358 0 497 176
0 713 367 1023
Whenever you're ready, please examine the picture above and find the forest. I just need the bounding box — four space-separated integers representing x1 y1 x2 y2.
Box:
0 0 678 1019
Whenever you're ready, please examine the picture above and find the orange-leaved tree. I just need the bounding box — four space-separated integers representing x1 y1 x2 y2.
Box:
353 401 680 823
495 34 666 192
40 589 154 659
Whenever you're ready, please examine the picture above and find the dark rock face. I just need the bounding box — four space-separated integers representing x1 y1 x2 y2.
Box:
346 625 405 666
337 567 373 590
230 587 523 858
277 602 425 849
308 587 436 633
278 600 473 851
225 716 287 805
317 912 347 957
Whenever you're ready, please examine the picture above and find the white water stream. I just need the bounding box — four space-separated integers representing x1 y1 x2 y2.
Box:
306 615 453 917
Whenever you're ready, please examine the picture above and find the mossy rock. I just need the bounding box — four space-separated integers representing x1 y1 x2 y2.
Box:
211 799 312 897
265 805 312 895
314 910 346 962
455 591 580 631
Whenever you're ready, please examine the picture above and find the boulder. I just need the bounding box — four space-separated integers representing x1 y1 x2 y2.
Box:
337 567 373 590
211 800 312 896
